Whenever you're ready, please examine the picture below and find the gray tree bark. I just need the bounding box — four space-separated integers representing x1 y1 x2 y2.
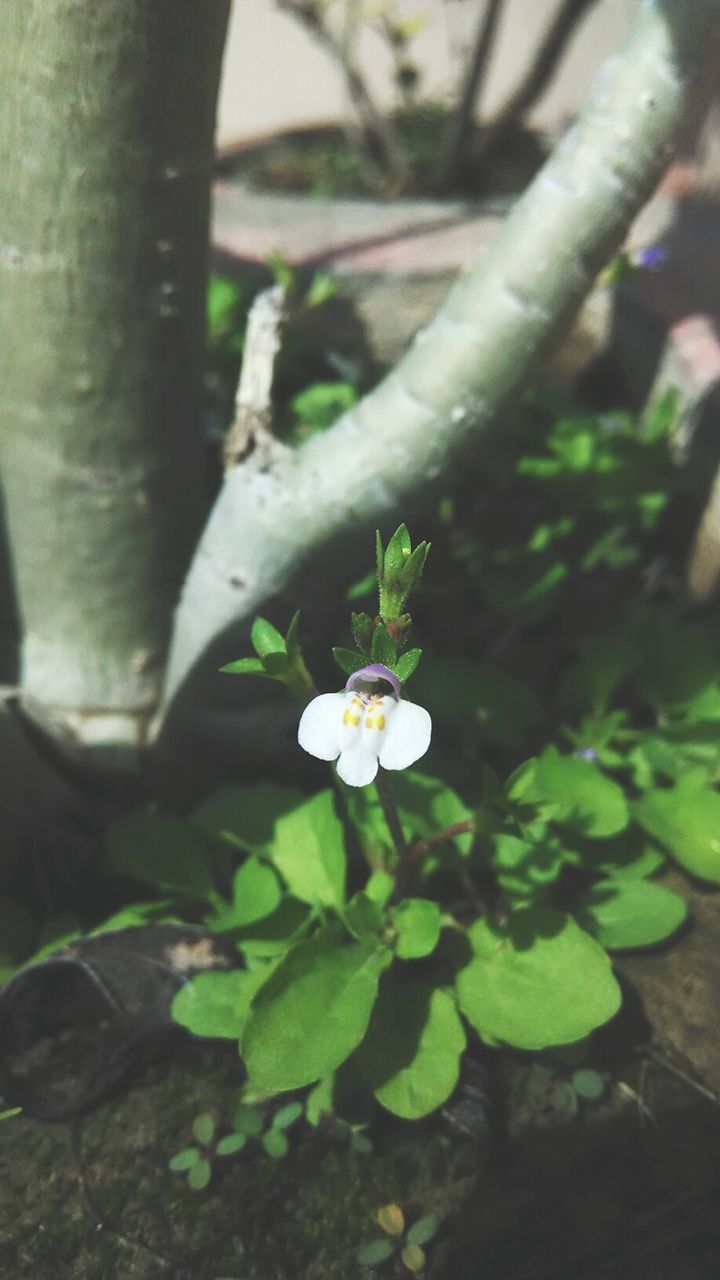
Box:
160 0 720 758
0 0 230 750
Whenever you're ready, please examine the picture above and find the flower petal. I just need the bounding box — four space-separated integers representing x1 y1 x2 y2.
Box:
346 663 401 700
336 744 380 787
377 700 431 771
298 692 344 761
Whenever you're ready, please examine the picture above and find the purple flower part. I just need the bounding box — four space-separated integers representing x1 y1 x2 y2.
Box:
630 245 666 271
346 663 401 699
573 747 599 762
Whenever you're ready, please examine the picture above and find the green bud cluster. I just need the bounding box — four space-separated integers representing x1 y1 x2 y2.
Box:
332 524 430 683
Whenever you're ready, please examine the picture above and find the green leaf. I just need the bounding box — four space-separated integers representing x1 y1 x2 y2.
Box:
169 1147 199 1172
192 1113 215 1145
383 524 412 577
401 1243 426 1272
232 1104 264 1136
391 899 441 960
220 657 269 677
376 1204 405 1235
188 1158 211 1191
232 897 310 957
402 542 430 598
375 530 384 593
566 830 666 880
394 648 422 684
379 527 428 616
351 612 375 655
261 651 290 679
192 784 303 853
406 1214 440 1246
267 790 347 908
262 1129 289 1159
344 892 386 943
558 625 641 713
251 616 286 658
364 869 395 906
305 269 338 309
333 646 366 676
272 1101 303 1130
305 1075 334 1126
284 610 303 668
171 967 272 1040
490 833 565 902
346 570 377 605
511 747 629 838
357 1239 395 1266
456 909 621 1049
345 786 395 864
90 900 180 935
291 380 357 431
354 980 465 1120
572 1069 606 1100
370 624 398 668
207 274 244 336
105 814 213 897
205 857 282 930
216 1132 247 1157
642 387 679 442
242 929 390 1092
574 878 687 949
637 619 719 709
632 773 720 884
266 250 295 291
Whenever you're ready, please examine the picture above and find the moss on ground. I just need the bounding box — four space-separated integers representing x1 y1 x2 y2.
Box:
0 1041 479 1280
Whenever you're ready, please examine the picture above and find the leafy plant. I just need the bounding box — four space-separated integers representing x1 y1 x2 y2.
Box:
168 1100 304 1191
357 1203 441 1273
19 394 715 1135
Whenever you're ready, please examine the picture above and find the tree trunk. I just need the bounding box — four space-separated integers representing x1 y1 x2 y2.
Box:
0 0 230 751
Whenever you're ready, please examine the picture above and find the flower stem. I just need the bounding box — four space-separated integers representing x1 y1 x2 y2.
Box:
374 769 409 894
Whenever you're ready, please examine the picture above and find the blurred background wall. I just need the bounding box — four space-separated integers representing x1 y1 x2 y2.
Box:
217 0 635 148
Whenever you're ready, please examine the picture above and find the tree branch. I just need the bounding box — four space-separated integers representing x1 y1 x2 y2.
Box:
434 0 505 193
475 0 599 167
223 284 286 469
160 0 720 752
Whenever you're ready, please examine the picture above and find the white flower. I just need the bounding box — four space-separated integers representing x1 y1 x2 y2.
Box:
298 662 431 787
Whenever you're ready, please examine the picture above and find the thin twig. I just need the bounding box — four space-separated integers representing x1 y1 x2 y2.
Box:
408 818 476 863
473 0 598 168
275 0 409 192
641 1042 720 1106
434 0 504 192
223 284 286 469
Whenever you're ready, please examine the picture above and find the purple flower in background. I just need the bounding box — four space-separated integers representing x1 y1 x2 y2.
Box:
629 245 667 271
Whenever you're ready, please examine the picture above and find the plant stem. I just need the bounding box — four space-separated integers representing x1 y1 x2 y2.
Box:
408 819 476 864
374 768 409 892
